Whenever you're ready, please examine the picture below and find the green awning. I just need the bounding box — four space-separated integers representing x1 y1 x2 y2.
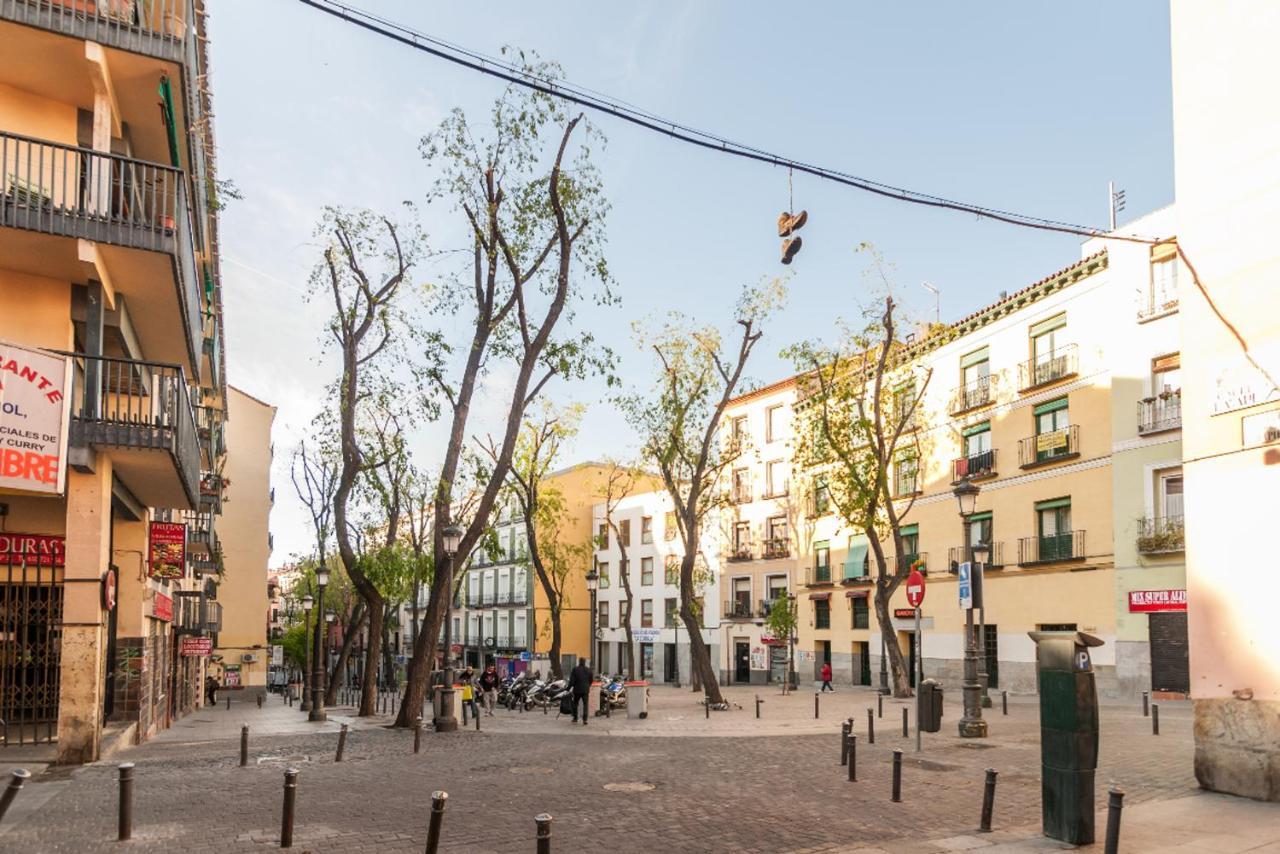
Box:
960 347 990 369
967 511 993 522
1033 397 1070 416
843 535 869 580
962 421 991 438
1029 313 1067 338
202 263 215 309
1035 496 1072 511
898 524 918 537
159 76 181 168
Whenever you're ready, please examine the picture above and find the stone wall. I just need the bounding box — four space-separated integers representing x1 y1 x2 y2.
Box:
1194 698 1280 802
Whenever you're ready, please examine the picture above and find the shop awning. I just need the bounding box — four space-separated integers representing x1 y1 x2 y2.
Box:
845 589 869 598
808 592 832 601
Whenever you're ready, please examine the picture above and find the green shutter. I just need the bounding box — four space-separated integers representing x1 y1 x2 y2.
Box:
1029 313 1067 338
158 76 181 168
898 524 918 537
967 511 992 522
1033 397 1070 416
842 535 869 580
962 420 991 438
1034 497 1072 511
960 346 989 369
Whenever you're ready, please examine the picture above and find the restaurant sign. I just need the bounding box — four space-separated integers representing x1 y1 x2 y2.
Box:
181 636 213 657
148 521 187 579
152 592 173 622
0 340 72 495
0 532 65 566
1128 589 1187 613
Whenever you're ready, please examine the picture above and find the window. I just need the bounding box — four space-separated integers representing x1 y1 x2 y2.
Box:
1034 397 1071 462
732 468 751 503
641 557 654 586
619 519 632 547
730 415 749 448
812 476 831 515
641 516 653 544
893 381 918 429
641 599 654 628
1158 469 1184 521
1036 498 1073 561
1154 354 1181 397
731 578 751 617
732 521 751 558
1148 242 1179 315
851 596 869 629
843 534 870 579
963 421 992 459
664 511 678 541
597 523 608 549
894 455 919 496
598 600 609 629
814 539 831 582
765 460 789 497
664 555 679 585
960 346 990 405
765 515 788 558
664 598 679 628
900 524 919 562
767 575 788 602
597 561 610 589
766 404 788 442
1029 313 1068 385
966 512 992 560
814 598 831 630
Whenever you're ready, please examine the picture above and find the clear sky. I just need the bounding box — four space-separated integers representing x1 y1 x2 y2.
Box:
207 1 1174 566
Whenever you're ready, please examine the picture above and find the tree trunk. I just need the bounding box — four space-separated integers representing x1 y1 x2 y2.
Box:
617 542 637 681
359 593 385 713
381 603 396 689
325 603 365 705
873 583 913 698
548 606 563 678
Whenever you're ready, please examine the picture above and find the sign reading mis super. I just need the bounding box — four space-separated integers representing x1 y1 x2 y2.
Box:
0 341 72 495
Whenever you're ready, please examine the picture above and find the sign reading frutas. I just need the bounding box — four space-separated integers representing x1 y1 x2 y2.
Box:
0 341 72 495
181 636 212 657
0 532 65 566
1127 589 1187 613
148 521 187 579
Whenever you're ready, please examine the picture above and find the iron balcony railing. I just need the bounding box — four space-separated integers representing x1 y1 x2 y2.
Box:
1017 425 1080 468
952 449 997 482
1017 344 1078 391
762 538 790 560
69 354 199 507
896 553 928 575
947 543 1005 572
1137 392 1182 434
949 375 992 415
893 470 920 498
0 0 194 63
726 543 754 562
724 598 755 620
730 485 753 505
806 565 833 586
0 132 203 368
1018 531 1086 566
1137 515 1184 554
1137 289 1179 321
180 508 215 554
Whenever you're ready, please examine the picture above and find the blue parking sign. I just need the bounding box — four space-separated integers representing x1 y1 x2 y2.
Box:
957 562 973 609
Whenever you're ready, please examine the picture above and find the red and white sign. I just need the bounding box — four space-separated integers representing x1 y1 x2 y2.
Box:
148 521 187 580
101 567 117 611
0 532 65 566
1128 589 1187 613
0 341 72 495
181 636 212 657
152 592 173 622
905 569 926 608
893 608 918 620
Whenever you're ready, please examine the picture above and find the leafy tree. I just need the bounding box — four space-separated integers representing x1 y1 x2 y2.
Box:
764 593 798 692
598 459 641 680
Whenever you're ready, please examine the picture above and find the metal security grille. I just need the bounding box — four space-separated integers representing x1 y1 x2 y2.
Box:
1149 612 1190 694
0 545 64 746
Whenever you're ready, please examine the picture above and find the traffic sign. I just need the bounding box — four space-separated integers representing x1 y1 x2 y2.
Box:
905 569 926 608
958 562 973 609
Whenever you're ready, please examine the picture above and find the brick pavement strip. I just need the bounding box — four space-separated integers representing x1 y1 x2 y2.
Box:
0 688 1199 853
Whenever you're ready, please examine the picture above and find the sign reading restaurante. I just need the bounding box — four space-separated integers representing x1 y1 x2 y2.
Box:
0 340 72 495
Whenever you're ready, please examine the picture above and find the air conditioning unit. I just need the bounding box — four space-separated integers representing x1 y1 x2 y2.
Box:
241 653 258 663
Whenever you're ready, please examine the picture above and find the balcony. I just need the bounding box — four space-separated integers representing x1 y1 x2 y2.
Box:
952 449 997 483
1017 345 1078 392
805 565 833 586
1137 392 1182 435
1137 515 1184 554
0 132 202 372
70 354 199 508
949 376 992 415
181 508 215 555
0 0 194 63
198 471 224 514
947 543 1005 572
191 541 221 577
196 405 226 463
762 538 791 560
726 544 754 563
896 553 929 575
1137 290 1179 321
730 485 753 505
723 598 756 621
759 597 785 618
1017 425 1080 469
1017 531 1086 566
840 556 870 583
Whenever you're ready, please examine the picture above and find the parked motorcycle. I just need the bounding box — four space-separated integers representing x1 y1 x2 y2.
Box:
599 674 627 713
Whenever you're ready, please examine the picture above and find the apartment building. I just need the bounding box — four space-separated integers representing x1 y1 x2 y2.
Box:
718 379 801 685
591 488 721 683
0 1 230 762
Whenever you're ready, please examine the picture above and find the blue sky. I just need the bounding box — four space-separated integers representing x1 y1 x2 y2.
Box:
208 1 1174 564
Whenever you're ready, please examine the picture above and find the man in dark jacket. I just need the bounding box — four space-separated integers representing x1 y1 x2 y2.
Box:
568 659 593 725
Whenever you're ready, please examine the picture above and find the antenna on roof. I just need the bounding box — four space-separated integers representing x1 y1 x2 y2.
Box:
921 281 940 325
1109 181 1126 232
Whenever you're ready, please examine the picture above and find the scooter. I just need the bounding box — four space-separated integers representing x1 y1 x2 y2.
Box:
599 674 627 713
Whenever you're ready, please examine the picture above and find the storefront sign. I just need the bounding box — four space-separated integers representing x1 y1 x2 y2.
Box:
1128 589 1187 613
152 592 173 622
0 341 72 495
893 608 917 619
223 664 241 688
0 532 65 566
148 521 187 579
181 636 212 657
632 627 661 643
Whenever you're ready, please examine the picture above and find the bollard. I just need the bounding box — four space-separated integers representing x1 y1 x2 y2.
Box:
902 707 909 738
257 693 264 709
280 768 298 848
414 718 422 754
815 692 820 719
891 749 903 803
241 725 250 767
336 723 348 762
0 768 31 824
227 693 231 711
475 708 480 732
424 790 447 854
841 720 852 766
117 762 135 841
980 768 998 832
755 695 762 719
1142 691 1149 717
867 708 875 744
847 734 857 782
1104 787 1125 854
1002 690 1008 716
705 699 710 720
1152 704 1160 736
535 813 553 854
877 693 883 718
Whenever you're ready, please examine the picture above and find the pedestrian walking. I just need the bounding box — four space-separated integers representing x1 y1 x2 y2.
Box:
569 659 593 725
820 662 834 693
479 664 500 715
459 668 479 721
205 674 219 706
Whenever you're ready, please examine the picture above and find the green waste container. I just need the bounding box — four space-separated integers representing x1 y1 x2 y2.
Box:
917 679 943 733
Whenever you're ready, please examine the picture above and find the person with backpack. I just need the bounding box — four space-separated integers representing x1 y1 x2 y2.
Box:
568 659 593 725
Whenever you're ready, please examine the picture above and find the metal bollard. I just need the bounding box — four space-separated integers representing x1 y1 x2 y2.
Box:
257 693 264 709
1142 691 1150 717
877 693 883 718
705 699 710 720
1002 690 1007 716
425 790 447 854
891 749 903 802
475 707 480 732
755 695 762 719
1104 787 1125 854
0 768 31 824
227 693 231 711
280 768 298 848
241 725 250 767
535 813 553 854
840 720 851 766
414 718 422 754
847 734 857 782
980 768 998 832
867 708 875 744
1152 704 1160 735
902 707 909 738
815 692 820 719
335 723 348 762
117 762 135 841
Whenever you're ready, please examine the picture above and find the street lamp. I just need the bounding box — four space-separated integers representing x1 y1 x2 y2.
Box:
310 567 330 721
585 567 599 672
435 523 465 733
953 476 987 738
300 593 314 712
972 541 991 709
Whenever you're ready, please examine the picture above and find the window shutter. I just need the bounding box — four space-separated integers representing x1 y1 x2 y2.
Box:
962 421 991 438
1033 397 1070 416
1034 497 1072 511
1150 242 1177 262
1029 313 1067 338
960 347 990 369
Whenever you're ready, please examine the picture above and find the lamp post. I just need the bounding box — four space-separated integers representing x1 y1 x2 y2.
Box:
299 594 314 712
972 541 992 709
787 592 798 693
585 567 599 672
434 524 465 733
309 568 330 721
953 477 987 738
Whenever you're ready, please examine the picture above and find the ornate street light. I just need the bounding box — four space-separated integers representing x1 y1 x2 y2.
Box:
585 567 599 674
300 593 314 712
435 523 465 733
953 477 987 738
310 567 330 722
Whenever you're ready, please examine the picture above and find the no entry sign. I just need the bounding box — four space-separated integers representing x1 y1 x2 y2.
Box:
905 569 926 608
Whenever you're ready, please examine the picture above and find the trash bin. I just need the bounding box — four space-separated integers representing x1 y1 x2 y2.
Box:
917 679 943 733
625 681 649 719
1028 630 1104 845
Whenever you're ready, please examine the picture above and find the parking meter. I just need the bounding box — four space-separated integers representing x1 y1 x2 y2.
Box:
1027 630 1104 845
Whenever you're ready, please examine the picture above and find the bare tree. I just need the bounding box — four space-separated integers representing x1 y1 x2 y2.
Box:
599 460 640 680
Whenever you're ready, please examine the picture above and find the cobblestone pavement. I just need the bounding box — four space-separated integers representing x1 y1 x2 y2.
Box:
0 686 1209 852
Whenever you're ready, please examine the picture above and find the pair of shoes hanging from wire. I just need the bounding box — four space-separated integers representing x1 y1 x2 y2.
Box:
778 168 807 264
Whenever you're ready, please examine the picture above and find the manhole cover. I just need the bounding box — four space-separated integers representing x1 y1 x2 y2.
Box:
911 759 960 772
603 782 655 793
256 754 311 765
510 766 553 775
957 742 997 750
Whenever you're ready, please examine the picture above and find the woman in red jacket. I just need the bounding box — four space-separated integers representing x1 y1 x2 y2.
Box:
820 662 834 692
